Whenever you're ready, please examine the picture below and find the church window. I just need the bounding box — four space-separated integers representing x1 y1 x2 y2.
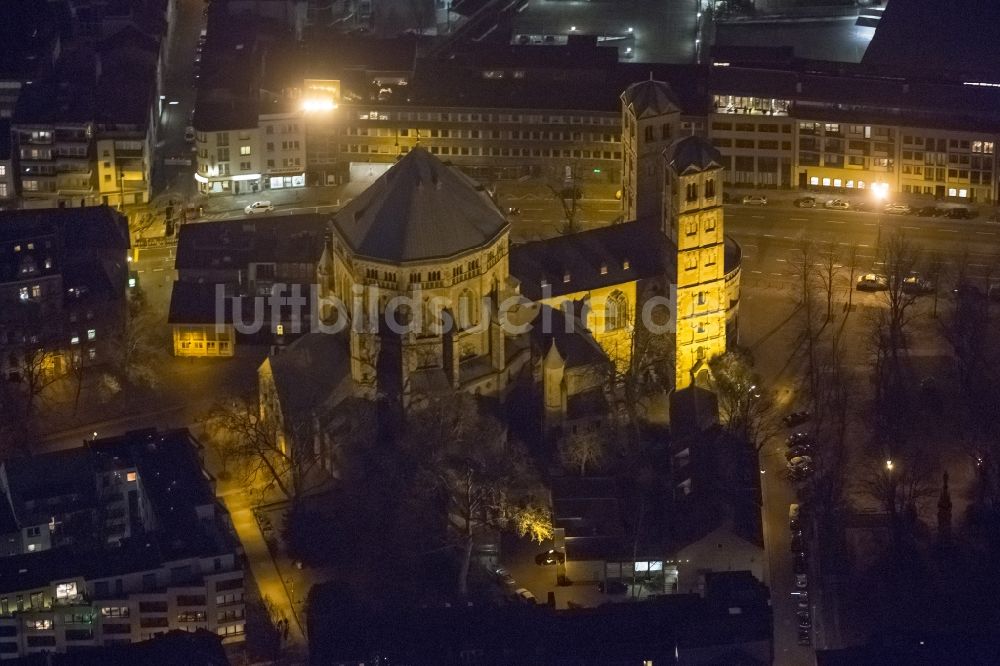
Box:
661 124 671 141
705 179 715 198
685 220 697 236
686 183 698 202
697 291 707 306
457 289 478 330
644 126 654 142
604 291 628 332
685 254 698 271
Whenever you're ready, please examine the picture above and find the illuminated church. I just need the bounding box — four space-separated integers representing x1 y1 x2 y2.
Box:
257 79 741 463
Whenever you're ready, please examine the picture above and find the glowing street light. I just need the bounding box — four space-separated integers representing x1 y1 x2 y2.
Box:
885 459 894 472
301 98 336 113
872 181 889 249
871 181 889 202
627 27 634 33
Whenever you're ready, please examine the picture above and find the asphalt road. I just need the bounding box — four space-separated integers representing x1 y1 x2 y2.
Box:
726 205 1000 288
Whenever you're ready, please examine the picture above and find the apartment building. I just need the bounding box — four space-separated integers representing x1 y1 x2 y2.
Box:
0 4 62 121
259 96 307 190
0 207 130 381
0 123 13 205
0 429 245 658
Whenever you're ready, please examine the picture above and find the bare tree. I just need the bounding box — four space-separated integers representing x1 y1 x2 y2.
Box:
846 241 861 312
559 425 608 475
709 349 780 453
19 346 61 418
816 241 842 323
205 394 324 506
858 449 938 547
407 393 553 595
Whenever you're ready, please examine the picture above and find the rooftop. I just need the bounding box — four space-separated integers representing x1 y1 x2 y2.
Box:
266 332 353 420
331 148 509 264
174 214 328 271
667 135 724 174
621 79 682 119
509 218 669 301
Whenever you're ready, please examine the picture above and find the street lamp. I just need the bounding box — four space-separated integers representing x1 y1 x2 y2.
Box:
885 459 894 472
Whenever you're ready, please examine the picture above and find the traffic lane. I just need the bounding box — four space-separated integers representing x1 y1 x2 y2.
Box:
726 205 1000 246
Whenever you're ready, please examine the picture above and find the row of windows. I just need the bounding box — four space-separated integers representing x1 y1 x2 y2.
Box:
711 122 792 133
342 126 619 142
362 111 618 125
712 138 792 150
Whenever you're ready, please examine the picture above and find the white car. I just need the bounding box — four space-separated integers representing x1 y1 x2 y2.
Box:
825 199 850 210
513 588 536 604
244 201 274 215
884 203 911 215
742 195 768 206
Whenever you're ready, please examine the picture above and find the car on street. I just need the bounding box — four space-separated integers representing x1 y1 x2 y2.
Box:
741 194 767 206
797 610 812 624
790 589 808 600
902 274 934 295
492 566 516 588
598 580 628 594
789 503 801 531
825 199 850 210
856 273 888 291
795 573 808 589
786 445 812 461
794 552 807 574
513 588 536 604
535 549 565 566
796 598 810 611
787 431 813 447
953 281 985 300
946 207 975 219
505 206 521 215
915 205 946 217
791 532 805 554
853 201 873 212
884 203 912 215
783 411 811 427
798 628 812 646
794 197 816 208
244 201 274 215
788 455 813 470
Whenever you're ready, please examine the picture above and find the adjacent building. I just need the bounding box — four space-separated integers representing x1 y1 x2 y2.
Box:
0 206 130 381
0 429 245 658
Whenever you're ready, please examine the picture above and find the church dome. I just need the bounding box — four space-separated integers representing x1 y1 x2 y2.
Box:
666 135 724 174
331 148 509 264
620 79 681 119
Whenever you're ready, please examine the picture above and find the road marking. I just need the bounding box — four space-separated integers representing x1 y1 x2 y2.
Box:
976 231 996 236
902 226 920 230
941 229 959 233
771 272 784 277
859 244 871 248
763 234 775 238
752 214 765 219
827 220 847 224
863 223 876 227
776 258 787 262
791 218 807 222
970 264 988 268
751 270 763 274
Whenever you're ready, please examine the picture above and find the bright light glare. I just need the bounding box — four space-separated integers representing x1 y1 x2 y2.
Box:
871 181 889 201
885 459 894 471
301 98 336 113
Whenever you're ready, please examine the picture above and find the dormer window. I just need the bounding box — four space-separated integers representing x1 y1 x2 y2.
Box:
540 278 549 289
563 271 571 284
623 259 631 271
600 263 608 275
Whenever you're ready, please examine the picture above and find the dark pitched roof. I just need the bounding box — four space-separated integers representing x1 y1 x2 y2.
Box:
510 219 669 301
0 206 129 252
266 332 352 420
331 148 508 263
621 79 682 118
174 215 328 271
532 305 608 369
667 135 724 174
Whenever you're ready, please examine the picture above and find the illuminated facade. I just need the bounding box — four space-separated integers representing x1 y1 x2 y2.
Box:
621 79 682 221
664 137 729 390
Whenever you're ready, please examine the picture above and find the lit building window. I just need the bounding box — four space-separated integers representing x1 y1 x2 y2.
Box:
833 179 842 187
858 181 866 189
605 291 628 332
809 176 819 186
126 471 137 482
959 189 968 198
31 285 41 298
846 180 855 188
55 582 77 599
87 329 96 341
240 146 251 156
948 188 958 197
19 287 28 301
70 336 80 345
822 178 831 187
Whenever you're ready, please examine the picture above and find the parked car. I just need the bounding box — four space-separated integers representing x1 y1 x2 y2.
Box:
795 573 808 589
946 207 975 219
853 201 873 212
797 610 812 624
798 628 812 646
790 589 808 599
535 549 565 566
492 566 516 588
787 431 813 447
856 273 888 291
789 503 801 531
884 203 911 215
953 281 985 300
783 411 811 427
795 197 816 208
505 206 521 216
794 552 807 575
915 205 945 217
786 444 813 461
244 201 274 215
513 588 536 604
796 598 810 611
799 617 813 630
902 274 934 295
825 199 850 210
598 580 628 594
788 455 813 470
742 194 768 206
788 465 813 483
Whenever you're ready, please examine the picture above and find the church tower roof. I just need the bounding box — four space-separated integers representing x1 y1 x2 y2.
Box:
620 79 681 119
666 135 724 174
331 147 509 263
